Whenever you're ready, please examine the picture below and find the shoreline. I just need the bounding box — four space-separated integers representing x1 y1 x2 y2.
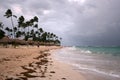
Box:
0 46 85 80
50 50 86 80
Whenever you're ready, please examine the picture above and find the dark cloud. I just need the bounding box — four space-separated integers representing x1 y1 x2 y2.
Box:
0 0 120 46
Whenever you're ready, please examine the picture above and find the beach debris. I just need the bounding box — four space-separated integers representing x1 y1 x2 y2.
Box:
61 77 66 80
4 50 55 80
50 71 55 73
5 75 27 80
20 66 39 78
40 72 46 78
2 58 10 61
34 55 44 59
49 74 52 77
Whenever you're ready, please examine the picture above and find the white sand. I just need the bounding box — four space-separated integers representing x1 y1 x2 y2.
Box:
0 46 85 80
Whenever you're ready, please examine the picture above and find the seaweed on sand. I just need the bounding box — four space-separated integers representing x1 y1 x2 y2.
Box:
34 55 44 60
20 66 38 78
35 59 49 65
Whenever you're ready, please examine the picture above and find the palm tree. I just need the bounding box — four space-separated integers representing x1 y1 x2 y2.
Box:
33 31 39 41
34 16 38 22
9 29 13 37
18 16 25 30
53 34 56 41
14 27 17 36
0 29 5 39
30 29 35 40
21 23 27 36
18 16 26 39
39 28 44 33
41 32 47 42
37 28 43 41
27 19 34 39
33 16 38 29
30 29 34 36
50 33 53 40
5 27 10 37
34 24 38 29
25 21 30 40
0 22 5 39
47 32 50 42
16 31 22 38
33 16 39 38
4 9 17 39
0 22 4 30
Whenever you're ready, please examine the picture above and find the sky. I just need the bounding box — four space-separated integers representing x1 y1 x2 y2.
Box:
0 0 120 46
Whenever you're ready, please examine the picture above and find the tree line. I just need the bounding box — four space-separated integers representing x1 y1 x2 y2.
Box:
0 9 62 46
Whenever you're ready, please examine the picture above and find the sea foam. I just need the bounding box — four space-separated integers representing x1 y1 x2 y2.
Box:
71 63 120 78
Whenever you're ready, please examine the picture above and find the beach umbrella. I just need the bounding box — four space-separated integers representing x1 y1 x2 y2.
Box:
0 36 12 43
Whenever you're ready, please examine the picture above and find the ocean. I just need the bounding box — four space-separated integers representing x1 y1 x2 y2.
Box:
53 46 120 80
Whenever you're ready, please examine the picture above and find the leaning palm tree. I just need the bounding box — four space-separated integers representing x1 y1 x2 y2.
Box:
4 9 17 39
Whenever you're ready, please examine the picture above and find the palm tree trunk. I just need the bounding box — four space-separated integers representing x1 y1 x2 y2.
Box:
28 26 29 38
11 16 15 39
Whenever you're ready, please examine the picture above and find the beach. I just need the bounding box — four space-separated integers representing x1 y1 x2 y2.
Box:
54 46 120 80
0 46 85 80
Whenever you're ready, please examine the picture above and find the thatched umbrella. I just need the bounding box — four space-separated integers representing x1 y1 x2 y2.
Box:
12 39 27 45
0 36 12 43
27 40 34 45
0 36 12 48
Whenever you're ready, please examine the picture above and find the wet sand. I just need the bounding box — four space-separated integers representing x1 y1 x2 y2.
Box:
0 46 85 80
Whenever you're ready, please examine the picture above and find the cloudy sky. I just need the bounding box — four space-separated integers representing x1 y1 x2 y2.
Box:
0 0 120 46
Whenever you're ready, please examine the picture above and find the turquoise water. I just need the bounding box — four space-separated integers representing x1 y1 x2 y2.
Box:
77 46 120 56
54 46 120 80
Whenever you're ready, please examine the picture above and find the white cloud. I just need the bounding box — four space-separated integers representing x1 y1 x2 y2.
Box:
11 4 23 14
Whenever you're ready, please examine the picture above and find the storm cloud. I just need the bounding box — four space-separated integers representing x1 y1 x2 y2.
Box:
0 0 120 46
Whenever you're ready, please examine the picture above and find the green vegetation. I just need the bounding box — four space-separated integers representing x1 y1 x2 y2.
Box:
0 9 62 47
0 22 5 39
